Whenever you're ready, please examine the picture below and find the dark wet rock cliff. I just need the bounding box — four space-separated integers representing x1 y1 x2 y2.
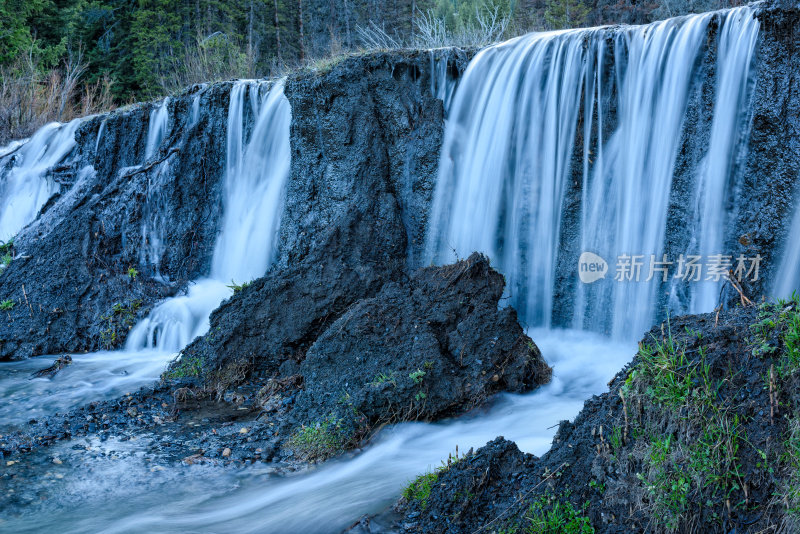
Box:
0 84 232 360
0 49 469 361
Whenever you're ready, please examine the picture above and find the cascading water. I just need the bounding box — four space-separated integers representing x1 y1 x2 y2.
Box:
429 50 457 113
0 119 82 242
144 97 170 159
426 7 760 338
0 79 290 426
0 328 634 533
126 79 291 352
686 7 759 313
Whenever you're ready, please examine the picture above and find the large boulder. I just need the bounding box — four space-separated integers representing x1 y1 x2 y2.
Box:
292 252 552 433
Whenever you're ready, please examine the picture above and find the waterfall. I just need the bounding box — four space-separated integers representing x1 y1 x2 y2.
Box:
426 7 759 338
190 87 205 127
688 8 759 313
139 101 175 273
0 119 82 243
429 50 457 113
126 79 291 352
144 98 170 159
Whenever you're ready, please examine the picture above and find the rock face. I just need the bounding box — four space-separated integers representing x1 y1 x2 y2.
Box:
0 84 231 360
182 49 471 382
1 253 550 466
280 49 471 271
733 4 800 292
292 253 551 432
182 167 410 383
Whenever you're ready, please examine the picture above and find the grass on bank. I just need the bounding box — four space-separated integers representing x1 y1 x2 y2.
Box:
615 294 800 531
402 449 463 510
288 415 351 461
749 293 800 527
624 319 752 531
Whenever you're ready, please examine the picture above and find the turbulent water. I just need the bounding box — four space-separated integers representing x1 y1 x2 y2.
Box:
0 330 633 534
425 7 760 338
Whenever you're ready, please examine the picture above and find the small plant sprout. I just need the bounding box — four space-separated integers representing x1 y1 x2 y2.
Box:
227 280 251 293
409 369 426 384
0 299 14 311
127 267 139 280
369 372 397 387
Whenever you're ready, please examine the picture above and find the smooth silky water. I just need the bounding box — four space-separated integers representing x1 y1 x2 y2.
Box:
0 330 633 533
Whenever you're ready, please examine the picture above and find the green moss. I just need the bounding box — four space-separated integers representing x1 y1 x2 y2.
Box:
402 451 463 510
163 355 202 379
403 471 439 510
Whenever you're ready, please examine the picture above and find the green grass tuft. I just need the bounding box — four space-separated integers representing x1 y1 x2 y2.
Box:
288 415 349 461
506 492 594 533
226 280 251 293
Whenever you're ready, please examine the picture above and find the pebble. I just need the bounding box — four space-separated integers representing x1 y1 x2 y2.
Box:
222 448 232 457
52 458 62 465
5 461 15 466
239 428 249 434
